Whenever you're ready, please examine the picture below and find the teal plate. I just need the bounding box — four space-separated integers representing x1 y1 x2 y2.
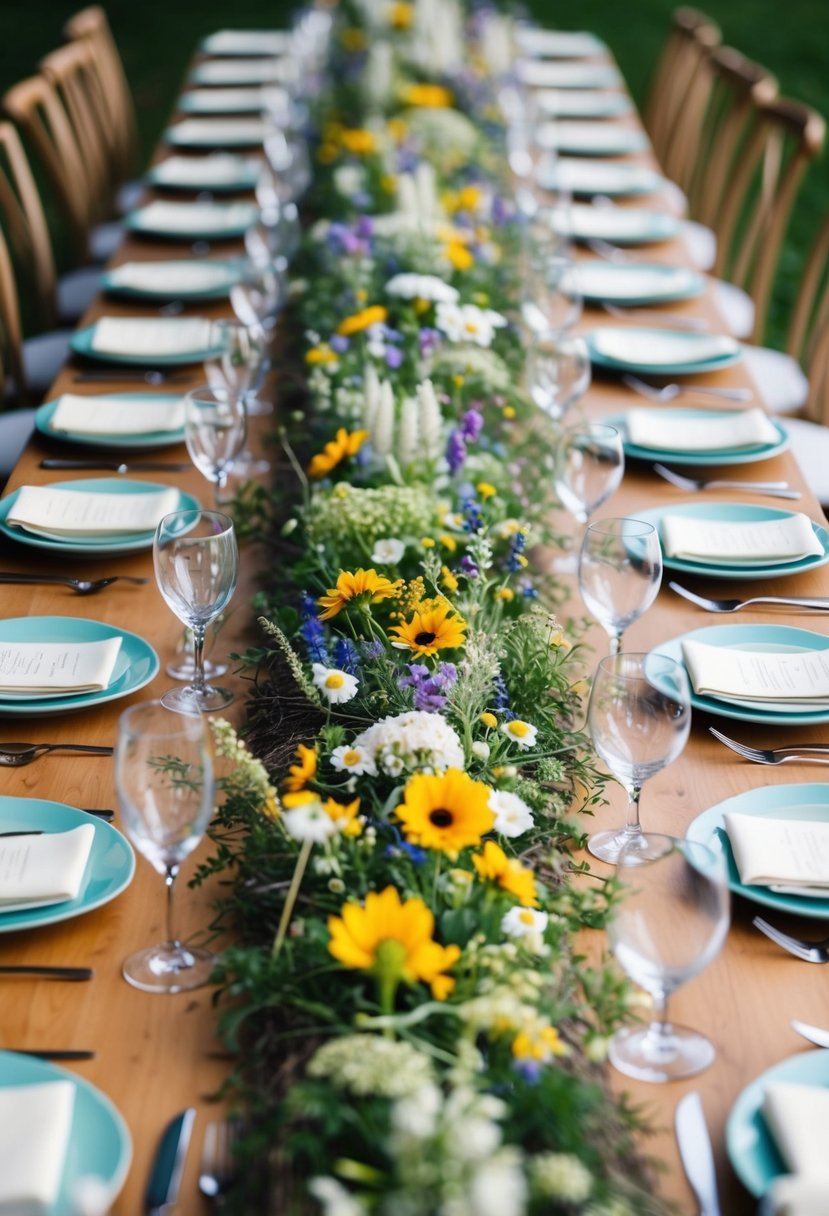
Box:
515 28 608 57
571 262 705 303
189 60 284 86
686 785 829 919
726 1049 829 1197
536 121 649 156
0 1051 131 1213
163 123 266 150
586 325 742 375
0 478 200 554
178 89 265 115
634 501 829 580
0 797 135 931
652 624 829 725
199 30 290 56
36 394 186 450
538 160 668 198
0 617 158 716
519 62 623 89
535 91 633 119
70 322 223 366
560 207 680 246
124 203 257 241
101 259 243 301
145 159 261 194
606 410 789 466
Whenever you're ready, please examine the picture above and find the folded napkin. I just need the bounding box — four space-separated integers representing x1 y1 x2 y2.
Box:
7 484 180 537
571 263 700 303
763 1175 829 1215
682 638 829 709
108 260 235 295
182 87 267 112
168 118 267 145
724 812 829 894
90 315 212 357
151 154 259 188
514 28 607 57
0 639 121 697
552 203 675 242
539 158 662 196
0 823 95 908
130 201 256 236
0 1080 75 1213
627 407 781 452
518 60 622 88
535 121 648 153
535 89 631 117
762 1082 829 1178
202 29 290 56
49 393 185 437
193 58 285 85
662 512 822 564
590 327 739 366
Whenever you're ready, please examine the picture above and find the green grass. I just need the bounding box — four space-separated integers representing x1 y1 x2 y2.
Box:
0 0 826 347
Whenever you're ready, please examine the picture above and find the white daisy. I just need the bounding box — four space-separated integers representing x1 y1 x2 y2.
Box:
385 273 460 304
500 719 538 750
312 664 359 704
330 744 377 776
501 906 549 939
370 537 406 564
283 799 337 843
435 301 508 348
489 789 534 837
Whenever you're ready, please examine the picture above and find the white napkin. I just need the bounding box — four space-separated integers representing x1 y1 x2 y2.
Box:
590 327 739 366
182 87 268 113
151 154 258 188
202 29 290 56
570 263 699 302
108 260 235 295
724 813 829 893
90 315 212 357
682 638 829 709
131 200 256 236
552 203 675 242
193 58 285 85
7 484 181 536
518 60 622 88
514 28 607 57
662 512 821 564
0 1080 75 1213
762 1082 829 1178
764 1175 829 1215
535 89 631 117
167 118 267 145
49 393 185 437
627 407 780 452
539 158 662 196
0 824 95 910
535 121 648 153
0 638 121 696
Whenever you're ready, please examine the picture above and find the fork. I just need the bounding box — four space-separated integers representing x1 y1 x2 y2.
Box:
653 462 801 499
0 573 148 595
623 373 753 403
588 237 633 264
709 726 829 765
199 1119 240 1203
601 302 710 332
753 916 829 963
0 742 114 766
670 582 829 613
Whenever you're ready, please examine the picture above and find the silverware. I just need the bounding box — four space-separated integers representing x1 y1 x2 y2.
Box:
199 1119 240 1202
40 459 191 473
753 916 829 963
0 830 43 837
653 462 801 499
709 727 829 765
675 1091 721 1216
0 742 114 766
0 966 94 980
72 369 191 385
791 1018 829 1048
601 301 710 332
0 572 148 595
145 1108 196 1216
670 581 829 614
12 1049 96 1060
81 808 115 821
588 237 632 264
623 373 753 403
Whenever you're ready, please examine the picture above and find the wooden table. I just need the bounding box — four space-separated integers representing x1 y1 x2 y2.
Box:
1 30 826 1216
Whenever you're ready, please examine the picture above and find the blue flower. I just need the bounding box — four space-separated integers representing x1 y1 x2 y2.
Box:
299 593 330 664
333 637 360 675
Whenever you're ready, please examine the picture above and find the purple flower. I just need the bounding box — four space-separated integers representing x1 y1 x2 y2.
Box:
459 554 479 579
399 662 458 712
361 639 385 660
418 327 442 358
447 430 467 475
329 334 350 354
461 408 484 442
385 346 404 370
356 215 374 240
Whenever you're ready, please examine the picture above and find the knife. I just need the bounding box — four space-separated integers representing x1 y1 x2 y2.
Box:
40 459 192 473
14 1049 96 1061
791 1018 829 1048
145 1108 196 1215
675 1091 721 1216
0 966 94 980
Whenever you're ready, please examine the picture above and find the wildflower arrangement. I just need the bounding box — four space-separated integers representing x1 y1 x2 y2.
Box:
199 3 672 1214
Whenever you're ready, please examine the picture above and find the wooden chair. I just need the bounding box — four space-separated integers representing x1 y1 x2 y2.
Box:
0 222 45 472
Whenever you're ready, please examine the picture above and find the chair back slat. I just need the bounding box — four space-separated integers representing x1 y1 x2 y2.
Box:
0 122 58 329
657 10 722 190
64 6 139 182
39 41 111 224
0 221 27 398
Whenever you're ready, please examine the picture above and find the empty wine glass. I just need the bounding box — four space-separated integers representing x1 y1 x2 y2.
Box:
205 318 269 415
521 255 583 341
578 518 662 654
587 652 691 863
154 509 239 712
115 699 215 994
526 332 590 423
553 422 624 572
184 385 247 505
608 833 729 1082
230 262 287 335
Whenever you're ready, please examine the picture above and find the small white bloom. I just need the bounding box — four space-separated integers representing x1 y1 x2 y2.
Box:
468 1148 527 1216
283 800 336 843
385 272 459 304
435 301 508 349
330 744 377 776
312 663 359 704
471 740 490 761
532 1152 593 1202
370 537 405 564
392 1081 443 1139
501 906 549 939
333 164 366 198
500 719 538 750
308 1177 366 1216
488 789 534 837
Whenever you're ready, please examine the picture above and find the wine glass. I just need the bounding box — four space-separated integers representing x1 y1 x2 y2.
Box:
608 833 729 1082
230 262 287 336
521 255 583 341
115 699 215 994
578 517 662 654
526 332 590 423
587 652 691 863
184 385 247 505
154 509 239 712
553 422 624 572
205 318 269 416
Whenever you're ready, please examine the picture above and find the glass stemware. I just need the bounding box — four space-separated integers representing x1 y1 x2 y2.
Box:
205 318 269 415
154 509 239 712
184 385 247 506
115 699 216 994
526 331 591 424
587 652 691 863
608 834 729 1082
553 422 624 572
578 517 662 654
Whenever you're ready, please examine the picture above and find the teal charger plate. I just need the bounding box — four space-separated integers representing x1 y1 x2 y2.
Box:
70 322 222 366
124 202 257 240
586 325 742 375
572 262 705 303
101 259 243 301
36 394 186 450
608 410 789 466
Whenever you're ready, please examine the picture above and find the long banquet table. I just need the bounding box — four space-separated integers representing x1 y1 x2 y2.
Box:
1 21 828 1215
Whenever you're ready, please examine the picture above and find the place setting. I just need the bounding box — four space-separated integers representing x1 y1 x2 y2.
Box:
122 199 259 240
145 152 263 194
70 315 225 366
549 201 681 246
189 57 288 87
534 119 650 157
101 258 246 302
35 391 187 449
163 117 270 149
178 86 274 115
585 324 743 375
605 404 788 466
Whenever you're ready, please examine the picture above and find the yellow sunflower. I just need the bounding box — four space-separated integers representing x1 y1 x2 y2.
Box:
396 768 494 855
307 427 369 479
390 598 467 656
337 305 388 336
328 885 461 1000
282 743 318 792
318 569 401 621
472 840 538 907
401 83 454 109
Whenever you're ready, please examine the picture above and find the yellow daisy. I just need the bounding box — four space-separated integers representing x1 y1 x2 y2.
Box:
390 599 467 656
307 428 369 479
512 1024 567 1062
396 768 494 855
401 83 454 109
337 305 388 336
282 743 317 792
318 569 401 621
472 840 538 907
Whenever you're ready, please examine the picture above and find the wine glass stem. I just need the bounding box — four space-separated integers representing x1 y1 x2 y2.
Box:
609 630 622 656
625 784 643 837
164 864 181 947
642 992 677 1060
214 471 227 508
191 624 208 694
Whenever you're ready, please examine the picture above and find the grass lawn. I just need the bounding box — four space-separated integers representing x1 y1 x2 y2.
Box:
0 0 825 347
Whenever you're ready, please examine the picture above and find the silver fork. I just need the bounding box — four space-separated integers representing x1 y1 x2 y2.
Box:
199 1119 240 1204
0 742 114 766
709 726 829 765
653 462 801 499
670 582 829 613
601 301 710 332
622 373 753 403
753 916 829 963
0 573 148 594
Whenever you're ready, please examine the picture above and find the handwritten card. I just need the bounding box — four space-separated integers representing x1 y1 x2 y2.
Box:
724 812 829 892
7 484 180 537
0 638 121 695
662 513 822 564
0 1081 75 1213
50 393 185 437
683 640 829 709
626 407 780 452
0 824 95 909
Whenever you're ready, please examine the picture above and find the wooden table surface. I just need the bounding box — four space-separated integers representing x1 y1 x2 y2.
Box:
1 32 827 1216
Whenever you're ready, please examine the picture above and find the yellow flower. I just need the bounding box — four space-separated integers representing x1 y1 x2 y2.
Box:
476 482 496 499
421 537 436 549
444 240 474 271
495 587 514 602
503 405 516 420
549 628 571 651
390 599 467 656
317 144 338 164
440 565 459 594
305 344 339 365
307 427 369 479
479 712 497 729
439 533 457 553
472 840 538 907
401 83 454 108
328 886 461 1000
389 1 413 27
318 569 401 621
396 768 495 855
387 117 408 142
322 796 363 838
512 1024 567 1062
283 744 318 793
338 305 388 336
